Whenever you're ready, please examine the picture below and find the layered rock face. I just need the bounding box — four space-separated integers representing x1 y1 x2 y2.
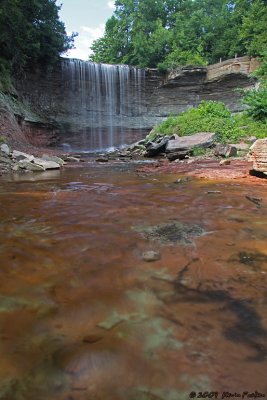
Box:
248 138 267 176
14 56 257 150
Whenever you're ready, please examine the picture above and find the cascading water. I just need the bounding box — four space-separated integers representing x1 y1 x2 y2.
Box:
61 59 145 151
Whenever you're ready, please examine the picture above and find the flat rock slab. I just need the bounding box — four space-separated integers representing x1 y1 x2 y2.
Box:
33 157 60 170
12 150 34 162
18 160 45 171
42 154 65 166
166 132 216 153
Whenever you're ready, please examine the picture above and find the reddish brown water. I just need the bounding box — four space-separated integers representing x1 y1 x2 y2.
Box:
0 161 267 400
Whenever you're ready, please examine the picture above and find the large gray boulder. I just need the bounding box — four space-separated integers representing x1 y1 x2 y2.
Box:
166 132 216 153
12 150 34 162
145 138 168 157
33 157 60 170
18 160 45 171
0 143 11 156
42 154 65 166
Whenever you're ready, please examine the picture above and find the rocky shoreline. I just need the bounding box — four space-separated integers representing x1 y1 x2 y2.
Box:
1 132 267 183
0 143 81 176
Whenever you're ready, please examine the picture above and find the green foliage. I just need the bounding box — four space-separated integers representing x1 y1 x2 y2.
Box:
0 135 6 144
0 58 12 92
0 0 76 74
233 113 267 138
242 53 267 121
149 101 267 144
243 87 267 121
192 146 208 156
90 0 267 68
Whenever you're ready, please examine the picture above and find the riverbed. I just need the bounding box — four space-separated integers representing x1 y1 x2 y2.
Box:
0 160 267 400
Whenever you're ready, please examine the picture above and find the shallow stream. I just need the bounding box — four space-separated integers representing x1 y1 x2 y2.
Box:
0 160 267 400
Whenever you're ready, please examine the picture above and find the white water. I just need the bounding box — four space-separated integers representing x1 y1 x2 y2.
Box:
62 59 145 151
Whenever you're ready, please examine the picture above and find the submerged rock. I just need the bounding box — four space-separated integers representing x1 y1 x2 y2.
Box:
136 221 205 245
142 250 161 262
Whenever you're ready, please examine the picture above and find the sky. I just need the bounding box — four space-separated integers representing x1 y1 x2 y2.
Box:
57 0 115 60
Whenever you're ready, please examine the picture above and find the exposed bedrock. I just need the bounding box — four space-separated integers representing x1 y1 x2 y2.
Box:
13 56 258 150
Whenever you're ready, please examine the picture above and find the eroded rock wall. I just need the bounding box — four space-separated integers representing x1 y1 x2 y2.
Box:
14 56 257 149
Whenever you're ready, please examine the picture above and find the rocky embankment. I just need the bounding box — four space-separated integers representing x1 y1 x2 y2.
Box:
113 132 267 179
0 143 81 175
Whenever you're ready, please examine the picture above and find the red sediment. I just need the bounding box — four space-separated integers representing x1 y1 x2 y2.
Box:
137 158 266 185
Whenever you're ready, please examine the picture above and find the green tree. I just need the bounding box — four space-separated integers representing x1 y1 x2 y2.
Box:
0 0 76 72
90 0 267 68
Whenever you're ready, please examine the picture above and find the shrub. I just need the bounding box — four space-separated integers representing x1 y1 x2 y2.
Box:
242 53 267 122
147 100 267 144
151 101 244 143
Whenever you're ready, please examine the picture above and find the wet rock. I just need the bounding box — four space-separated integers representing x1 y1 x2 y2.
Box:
82 334 103 343
33 157 60 170
145 138 168 157
167 150 190 161
142 251 161 262
248 138 267 176
42 154 65 166
219 159 231 165
174 177 192 184
12 150 34 162
95 157 109 163
245 195 262 208
166 132 216 154
230 251 267 271
0 155 12 164
65 156 80 162
18 160 45 171
137 221 205 245
0 143 11 155
214 144 237 157
97 312 124 330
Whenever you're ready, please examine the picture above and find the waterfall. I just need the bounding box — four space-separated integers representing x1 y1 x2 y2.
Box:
61 59 145 151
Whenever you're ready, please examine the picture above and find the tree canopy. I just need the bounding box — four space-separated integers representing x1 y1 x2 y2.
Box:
90 0 267 68
0 0 76 73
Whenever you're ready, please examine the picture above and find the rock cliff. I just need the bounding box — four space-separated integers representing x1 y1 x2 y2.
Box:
2 56 258 150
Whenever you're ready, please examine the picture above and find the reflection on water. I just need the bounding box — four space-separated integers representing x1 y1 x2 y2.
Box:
0 161 267 400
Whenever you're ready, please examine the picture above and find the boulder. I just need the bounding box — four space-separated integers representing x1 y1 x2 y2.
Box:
18 160 45 171
214 144 237 157
12 150 34 162
145 138 168 157
166 132 216 153
42 154 65 166
32 157 60 170
167 151 190 161
0 143 11 156
248 138 267 175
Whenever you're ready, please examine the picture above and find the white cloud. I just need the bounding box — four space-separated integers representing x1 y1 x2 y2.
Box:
107 1 115 10
64 24 105 60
